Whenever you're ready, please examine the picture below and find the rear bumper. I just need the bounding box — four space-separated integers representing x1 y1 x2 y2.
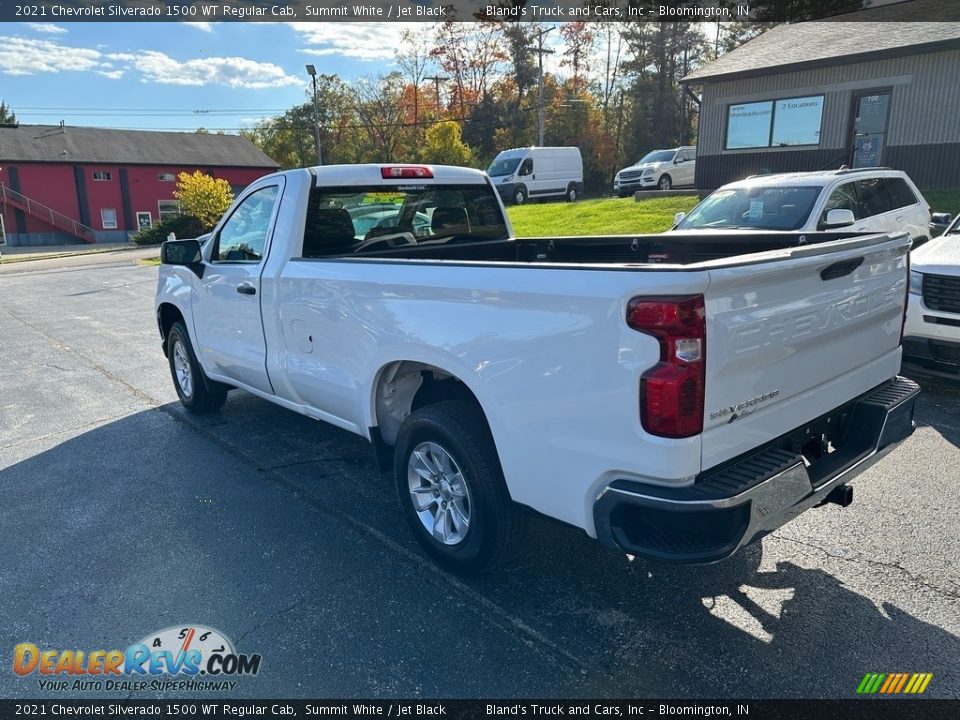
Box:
593 376 920 563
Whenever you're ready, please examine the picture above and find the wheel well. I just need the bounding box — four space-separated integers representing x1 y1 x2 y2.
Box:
157 303 185 353
373 361 484 447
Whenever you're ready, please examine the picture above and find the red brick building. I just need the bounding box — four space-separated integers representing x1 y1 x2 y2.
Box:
0 124 278 246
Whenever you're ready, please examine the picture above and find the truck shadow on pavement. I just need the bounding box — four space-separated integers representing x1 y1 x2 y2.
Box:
2 394 958 699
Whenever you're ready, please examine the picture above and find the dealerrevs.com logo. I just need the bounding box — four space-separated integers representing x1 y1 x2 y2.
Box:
13 625 261 692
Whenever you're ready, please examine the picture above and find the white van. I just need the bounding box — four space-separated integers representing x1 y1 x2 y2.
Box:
487 147 583 205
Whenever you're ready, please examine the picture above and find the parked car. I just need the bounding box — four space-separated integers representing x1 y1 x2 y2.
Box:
672 168 931 246
903 212 960 375
488 146 583 205
156 163 918 572
613 146 696 196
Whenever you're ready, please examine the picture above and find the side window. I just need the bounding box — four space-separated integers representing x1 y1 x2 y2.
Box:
886 178 919 210
214 186 278 263
520 158 533 175
820 183 860 223
678 150 691 162
855 178 892 218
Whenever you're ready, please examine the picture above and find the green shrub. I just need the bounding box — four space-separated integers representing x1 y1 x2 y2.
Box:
133 215 206 246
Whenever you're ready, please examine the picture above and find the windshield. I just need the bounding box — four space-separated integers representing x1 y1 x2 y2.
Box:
487 157 522 177
637 150 675 165
302 184 509 257
677 186 822 231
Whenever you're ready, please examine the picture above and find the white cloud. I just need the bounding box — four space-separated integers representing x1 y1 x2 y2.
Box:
124 51 302 89
291 22 406 62
26 23 68 34
184 22 214 32
0 36 101 75
0 34 299 90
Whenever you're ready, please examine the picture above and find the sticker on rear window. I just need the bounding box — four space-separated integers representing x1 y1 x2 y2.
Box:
749 200 764 218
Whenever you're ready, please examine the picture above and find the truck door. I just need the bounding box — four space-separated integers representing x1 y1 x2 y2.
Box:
193 181 283 394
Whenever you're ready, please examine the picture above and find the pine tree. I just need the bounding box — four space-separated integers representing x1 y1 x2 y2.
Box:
0 100 16 124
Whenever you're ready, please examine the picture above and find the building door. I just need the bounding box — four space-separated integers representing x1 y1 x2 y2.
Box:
850 92 890 168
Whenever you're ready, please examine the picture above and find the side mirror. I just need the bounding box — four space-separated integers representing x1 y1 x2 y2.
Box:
822 208 855 229
674 212 686 225
161 238 204 277
930 212 953 227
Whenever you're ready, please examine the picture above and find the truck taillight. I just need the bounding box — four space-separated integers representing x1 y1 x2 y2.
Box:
381 165 434 179
627 296 706 438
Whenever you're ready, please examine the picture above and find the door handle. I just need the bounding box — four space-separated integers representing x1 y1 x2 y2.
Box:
236 283 256 295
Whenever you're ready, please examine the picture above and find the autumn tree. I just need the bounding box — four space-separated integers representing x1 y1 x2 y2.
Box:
174 171 234 230
419 121 474 166
560 22 595 88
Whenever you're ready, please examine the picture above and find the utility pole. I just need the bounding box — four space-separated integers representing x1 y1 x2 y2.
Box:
305 64 322 165
425 75 449 114
527 27 555 146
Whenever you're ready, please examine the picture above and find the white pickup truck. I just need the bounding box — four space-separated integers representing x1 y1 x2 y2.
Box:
155 164 919 572
904 212 960 375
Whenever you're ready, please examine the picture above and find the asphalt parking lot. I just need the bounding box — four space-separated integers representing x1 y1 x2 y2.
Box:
1 254 959 700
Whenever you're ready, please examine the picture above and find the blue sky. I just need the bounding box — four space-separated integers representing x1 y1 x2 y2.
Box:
0 21 439 132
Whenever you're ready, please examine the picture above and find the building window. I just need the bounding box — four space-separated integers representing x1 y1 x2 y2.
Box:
158 200 180 221
157 173 175 182
726 101 773 149
726 95 824 150
101 208 118 229
92 171 112 181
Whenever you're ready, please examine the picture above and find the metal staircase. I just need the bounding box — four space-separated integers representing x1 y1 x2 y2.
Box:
0 182 97 243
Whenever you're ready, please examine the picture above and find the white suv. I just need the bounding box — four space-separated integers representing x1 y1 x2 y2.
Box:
614 146 696 195
904 213 960 376
672 168 930 244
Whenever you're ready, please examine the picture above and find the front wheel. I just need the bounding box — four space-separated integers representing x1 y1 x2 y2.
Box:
395 400 524 573
513 187 527 205
658 174 672 191
167 322 227 413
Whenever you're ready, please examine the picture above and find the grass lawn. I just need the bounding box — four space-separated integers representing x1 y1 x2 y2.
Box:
921 189 960 214
507 195 700 237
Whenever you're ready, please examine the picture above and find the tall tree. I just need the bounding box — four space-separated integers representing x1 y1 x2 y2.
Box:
352 72 409 162
560 22 595 88
396 27 433 127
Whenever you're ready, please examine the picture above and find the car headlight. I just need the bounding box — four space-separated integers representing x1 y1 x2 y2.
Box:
909 270 924 295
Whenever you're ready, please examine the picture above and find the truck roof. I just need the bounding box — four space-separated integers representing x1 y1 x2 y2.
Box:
283 164 492 187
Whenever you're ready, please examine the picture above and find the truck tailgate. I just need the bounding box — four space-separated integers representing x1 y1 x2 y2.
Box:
700 233 910 470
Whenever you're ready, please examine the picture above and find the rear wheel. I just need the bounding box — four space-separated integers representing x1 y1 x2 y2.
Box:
395 400 524 573
658 174 672 191
566 183 578 202
167 322 227 413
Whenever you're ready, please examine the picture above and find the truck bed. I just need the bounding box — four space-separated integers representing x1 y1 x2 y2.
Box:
336 231 872 266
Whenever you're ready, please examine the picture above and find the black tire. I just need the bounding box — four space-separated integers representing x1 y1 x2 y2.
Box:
658 174 672 191
167 322 227 413
394 400 524 573
566 183 578 202
513 186 527 205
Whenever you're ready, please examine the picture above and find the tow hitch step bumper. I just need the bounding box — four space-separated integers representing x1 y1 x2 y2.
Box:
593 376 920 563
